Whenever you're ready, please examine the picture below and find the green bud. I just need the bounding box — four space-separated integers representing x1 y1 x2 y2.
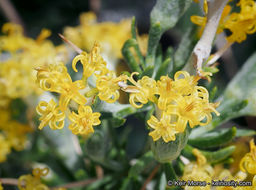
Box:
150 127 190 163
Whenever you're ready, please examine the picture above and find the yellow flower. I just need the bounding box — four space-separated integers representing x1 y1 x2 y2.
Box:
225 0 256 43
0 134 11 163
72 42 108 80
36 99 65 130
182 149 214 190
167 94 218 133
127 73 157 108
36 63 87 111
3 121 32 151
0 182 3 190
68 105 101 135
173 71 201 96
18 168 50 190
64 12 132 58
240 139 256 175
0 110 32 158
0 23 67 99
36 63 72 92
96 71 127 103
119 71 219 142
156 75 176 110
191 5 232 36
147 112 179 143
0 23 25 52
32 168 49 178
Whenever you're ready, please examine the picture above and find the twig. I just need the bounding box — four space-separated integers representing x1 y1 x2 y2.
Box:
54 178 97 189
206 41 233 66
0 177 97 189
0 178 19 186
140 164 160 190
95 165 104 179
0 0 25 30
184 0 229 76
58 33 83 54
89 0 101 14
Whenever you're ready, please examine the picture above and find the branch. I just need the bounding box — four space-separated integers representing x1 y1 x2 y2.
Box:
54 178 97 189
0 177 97 189
58 33 83 54
140 164 160 190
184 0 229 76
0 0 25 29
0 178 19 186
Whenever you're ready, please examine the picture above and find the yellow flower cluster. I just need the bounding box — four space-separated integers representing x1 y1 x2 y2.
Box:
36 43 111 136
182 149 214 190
64 12 148 58
191 0 256 43
240 139 256 175
37 42 218 142
124 71 219 143
225 0 256 43
18 167 66 190
182 148 256 190
0 110 32 163
0 23 67 100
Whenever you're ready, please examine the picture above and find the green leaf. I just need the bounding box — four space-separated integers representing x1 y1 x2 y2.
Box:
145 23 162 68
209 86 218 102
87 176 113 190
146 0 192 68
173 25 197 75
223 52 256 116
93 99 137 127
163 162 178 181
122 39 143 73
188 127 236 149
108 117 126 128
181 144 236 164
236 128 256 137
173 158 185 176
128 151 155 179
131 17 145 70
155 58 173 80
140 65 154 77
158 172 167 190
120 178 133 190
151 0 192 34
203 66 219 74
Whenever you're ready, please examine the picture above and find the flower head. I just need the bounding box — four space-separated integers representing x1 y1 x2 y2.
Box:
18 168 50 190
96 71 127 103
36 63 87 111
68 105 101 135
72 42 108 80
0 23 67 99
126 73 157 108
156 75 175 110
240 139 256 174
64 12 131 58
182 149 214 190
147 112 179 143
0 134 11 163
36 99 65 130
225 0 256 43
